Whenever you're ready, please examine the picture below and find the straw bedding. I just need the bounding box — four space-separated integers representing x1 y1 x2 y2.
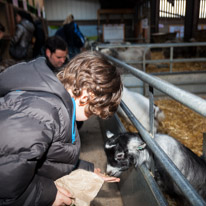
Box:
146 51 206 73
156 98 206 156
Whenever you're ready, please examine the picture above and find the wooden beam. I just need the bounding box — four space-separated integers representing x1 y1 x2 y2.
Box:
97 8 135 29
97 9 135 15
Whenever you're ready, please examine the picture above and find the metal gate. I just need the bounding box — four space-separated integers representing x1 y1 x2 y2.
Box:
98 51 206 206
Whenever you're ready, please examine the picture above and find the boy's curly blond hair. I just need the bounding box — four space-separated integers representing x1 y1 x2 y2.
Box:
57 51 122 119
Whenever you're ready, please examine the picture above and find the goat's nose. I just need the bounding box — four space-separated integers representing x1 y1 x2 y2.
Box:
116 152 124 160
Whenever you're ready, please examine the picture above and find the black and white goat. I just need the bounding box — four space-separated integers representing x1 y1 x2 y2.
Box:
117 86 165 133
104 131 206 204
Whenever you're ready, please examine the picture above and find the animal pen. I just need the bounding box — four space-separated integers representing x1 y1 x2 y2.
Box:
94 44 206 206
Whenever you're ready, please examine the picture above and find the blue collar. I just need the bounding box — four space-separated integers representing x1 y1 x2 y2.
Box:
71 98 76 144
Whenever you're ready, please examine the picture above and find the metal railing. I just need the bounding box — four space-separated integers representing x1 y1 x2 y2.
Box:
99 53 206 206
95 42 206 73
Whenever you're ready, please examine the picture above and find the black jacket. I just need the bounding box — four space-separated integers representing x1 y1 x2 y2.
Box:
0 57 94 206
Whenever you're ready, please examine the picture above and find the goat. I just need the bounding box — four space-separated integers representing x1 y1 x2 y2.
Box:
117 86 165 133
100 47 151 70
104 131 206 204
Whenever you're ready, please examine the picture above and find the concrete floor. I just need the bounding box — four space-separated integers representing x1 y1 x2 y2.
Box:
79 116 124 206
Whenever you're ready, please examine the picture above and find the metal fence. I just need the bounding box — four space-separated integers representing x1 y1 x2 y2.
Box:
97 51 206 206
95 42 206 73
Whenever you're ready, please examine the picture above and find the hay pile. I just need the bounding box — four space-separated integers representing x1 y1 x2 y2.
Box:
146 51 206 73
156 98 206 156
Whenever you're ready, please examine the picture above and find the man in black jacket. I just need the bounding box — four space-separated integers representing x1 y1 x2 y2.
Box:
0 51 122 206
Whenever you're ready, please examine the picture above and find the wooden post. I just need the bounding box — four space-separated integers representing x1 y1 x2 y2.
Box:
150 0 159 43
184 0 200 41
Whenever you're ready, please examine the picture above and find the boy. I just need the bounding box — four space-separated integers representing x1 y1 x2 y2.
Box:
0 51 122 206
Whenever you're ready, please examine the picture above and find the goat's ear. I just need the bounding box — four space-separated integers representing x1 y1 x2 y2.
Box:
137 143 146 150
105 142 117 149
106 131 114 138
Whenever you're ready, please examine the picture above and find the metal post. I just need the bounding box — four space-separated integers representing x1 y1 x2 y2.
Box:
149 86 154 137
203 133 206 160
170 46 173 72
143 47 146 72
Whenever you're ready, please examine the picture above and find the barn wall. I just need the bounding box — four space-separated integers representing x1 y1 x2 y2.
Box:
44 0 100 21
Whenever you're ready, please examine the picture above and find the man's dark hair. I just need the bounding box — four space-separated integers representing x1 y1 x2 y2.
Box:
45 36 67 53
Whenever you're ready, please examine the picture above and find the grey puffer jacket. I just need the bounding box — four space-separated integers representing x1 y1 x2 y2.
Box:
11 19 35 48
0 57 94 206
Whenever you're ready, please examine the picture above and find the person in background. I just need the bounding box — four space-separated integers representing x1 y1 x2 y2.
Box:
0 51 122 206
44 35 68 74
9 10 35 61
0 22 5 62
56 14 85 59
33 19 46 58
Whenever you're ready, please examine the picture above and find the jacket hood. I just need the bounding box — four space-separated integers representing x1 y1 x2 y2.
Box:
21 19 35 33
0 57 72 110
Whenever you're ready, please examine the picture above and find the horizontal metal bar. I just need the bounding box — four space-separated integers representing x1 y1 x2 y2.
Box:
124 58 206 64
103 54 206 117
151 70 206 76
96 42 206 49
120 101 206 206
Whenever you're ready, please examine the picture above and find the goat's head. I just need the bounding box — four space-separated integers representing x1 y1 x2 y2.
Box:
104 131 147 177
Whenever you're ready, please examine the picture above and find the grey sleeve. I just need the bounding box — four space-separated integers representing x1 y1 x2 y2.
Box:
74 159 94 172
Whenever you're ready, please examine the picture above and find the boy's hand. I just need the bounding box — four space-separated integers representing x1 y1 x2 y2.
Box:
94 168 120 183
52 185 74 206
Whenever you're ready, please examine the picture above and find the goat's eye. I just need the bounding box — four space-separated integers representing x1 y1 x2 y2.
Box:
137 143 146 150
